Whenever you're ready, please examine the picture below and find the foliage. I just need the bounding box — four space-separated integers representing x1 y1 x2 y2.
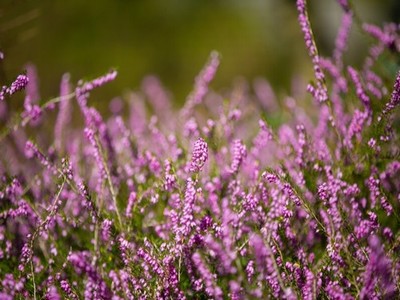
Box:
0 0 400 299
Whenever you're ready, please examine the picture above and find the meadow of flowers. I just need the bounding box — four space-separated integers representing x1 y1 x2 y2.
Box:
1 0 400 299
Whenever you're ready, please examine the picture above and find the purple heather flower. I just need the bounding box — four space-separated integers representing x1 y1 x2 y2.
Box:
242 193 259 211
84 127 107 180
59 280 78 300
320 58 347 93
297 0 328 102
229 280 242 300
101 219 113 242
348 66 370 110
164 159 177 191
0 86 7 102
253 78 278 112
354 212 378 240
125 191 137 218
360 235 396 299
78 70 117 97
295 124 306 167
21 100 42 125
177 178 197 240
363 23 396 50
7 74 29 96
189 138 208 173
250 234 281 297
25 141 52 169
137 247 164 278
192 252 223 300
18 243 32 272
45 285 61 300
183 117 199 138
246 260 255 282
344 109 368 149
142 76 171 117
334 12 352 68
382 227 393 241
25 64 40 104
0 74 29 101
325 280 353 300
54 73 72 151
283 183 301 206
68 251 111 298
192 51 220 104
302 268 317 299
75 70 117 122
182 51 220 117
382 71 400 116
199 215 213 231
230 139 247 174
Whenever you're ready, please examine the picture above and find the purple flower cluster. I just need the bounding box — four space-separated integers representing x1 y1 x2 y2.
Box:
0 1 400 298
0 74 29 101
297 0 328 103
189 138 208 173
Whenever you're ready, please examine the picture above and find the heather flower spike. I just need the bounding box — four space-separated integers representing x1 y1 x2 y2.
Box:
382 70 400 116
1 1 400 299
297 0 328 102
0 74 29 101
189 137 208 173
182 51 220 117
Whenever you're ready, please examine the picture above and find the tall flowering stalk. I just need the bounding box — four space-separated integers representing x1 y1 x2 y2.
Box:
297 0 328 103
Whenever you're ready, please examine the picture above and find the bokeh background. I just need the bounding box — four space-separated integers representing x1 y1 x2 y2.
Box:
1 0 399 107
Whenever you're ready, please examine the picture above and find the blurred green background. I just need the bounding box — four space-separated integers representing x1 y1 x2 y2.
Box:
1 0 399 106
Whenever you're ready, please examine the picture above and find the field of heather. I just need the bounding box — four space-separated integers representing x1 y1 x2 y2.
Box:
0 0 400 299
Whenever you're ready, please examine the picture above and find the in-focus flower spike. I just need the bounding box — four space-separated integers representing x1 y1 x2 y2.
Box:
382 71 400 116
0 74 29 101
297 0 328 103
189 138 208 173
7 75 29 96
